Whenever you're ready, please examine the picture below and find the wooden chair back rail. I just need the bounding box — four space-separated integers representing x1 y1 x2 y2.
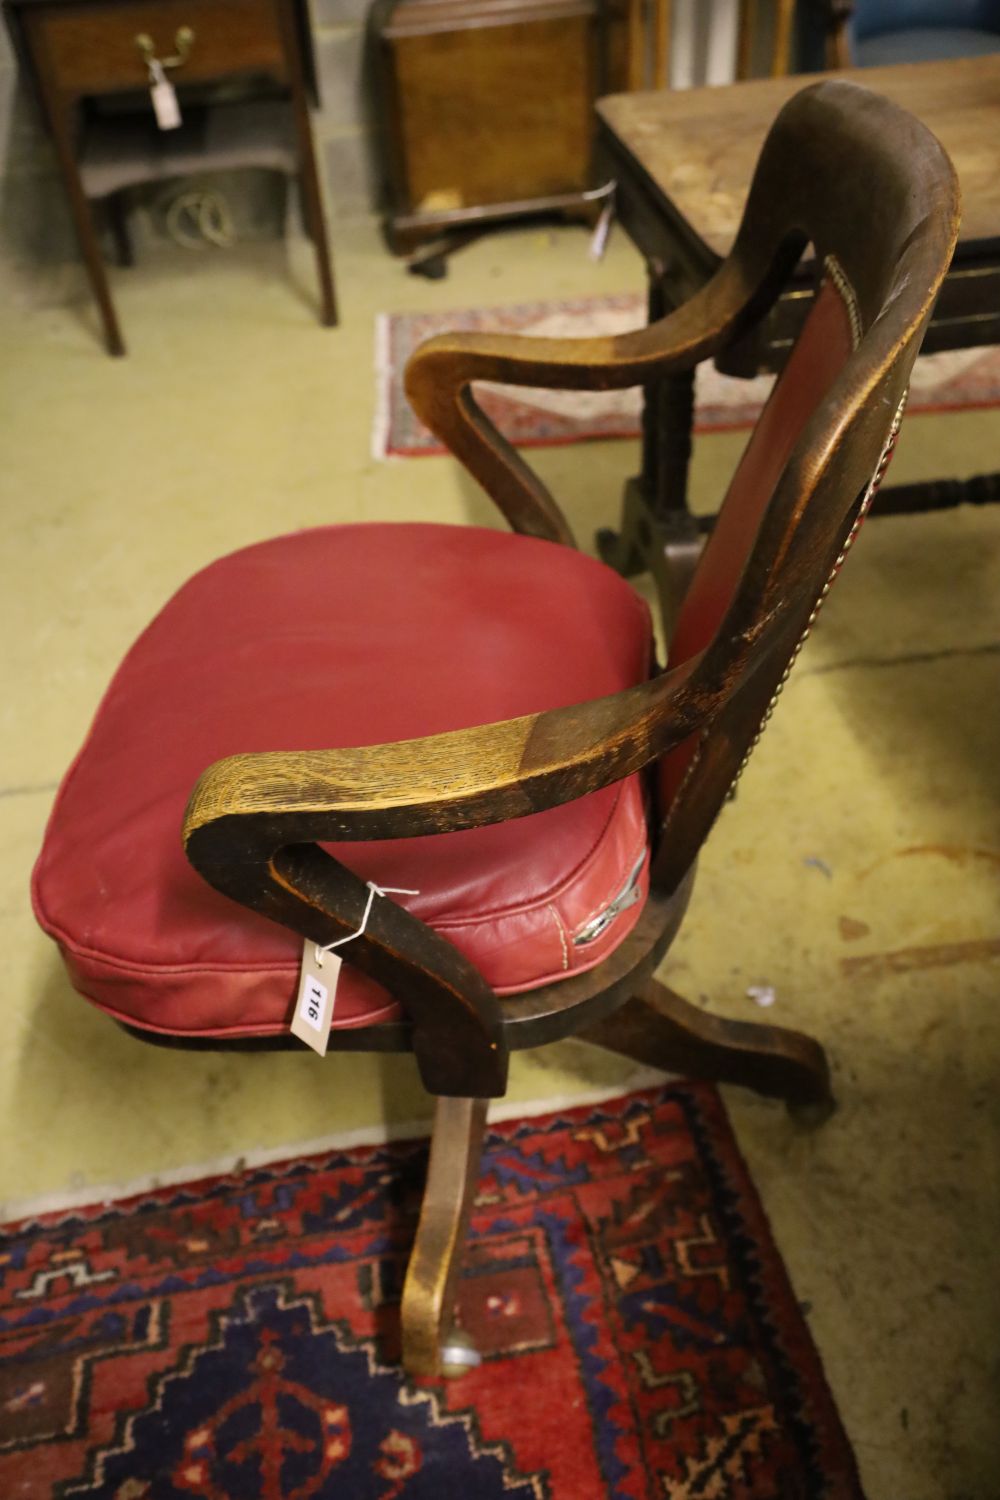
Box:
405 83 956 544
405 81 957 686
184 82 958 1100
626 0 796 90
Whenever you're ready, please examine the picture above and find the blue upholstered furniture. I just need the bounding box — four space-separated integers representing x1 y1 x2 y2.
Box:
851 0 1000 64
803 1 1000 69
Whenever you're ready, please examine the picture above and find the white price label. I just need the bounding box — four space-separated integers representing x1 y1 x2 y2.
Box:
290 945 339 1055
149 62 181 131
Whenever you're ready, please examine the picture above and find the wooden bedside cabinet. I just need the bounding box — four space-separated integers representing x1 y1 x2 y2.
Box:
371 0 609 268
5 0 337 354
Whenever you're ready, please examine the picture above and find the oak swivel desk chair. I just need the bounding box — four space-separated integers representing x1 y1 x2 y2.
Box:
33 81 959 1380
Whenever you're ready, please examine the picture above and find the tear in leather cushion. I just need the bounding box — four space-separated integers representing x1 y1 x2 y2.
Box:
33 524 653 1039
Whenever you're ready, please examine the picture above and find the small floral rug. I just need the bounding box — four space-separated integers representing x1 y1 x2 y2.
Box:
374 292 1000 458
0 1083 864 1498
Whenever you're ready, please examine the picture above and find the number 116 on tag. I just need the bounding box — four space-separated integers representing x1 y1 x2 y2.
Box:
291 945 339 1055
302 975 325 1026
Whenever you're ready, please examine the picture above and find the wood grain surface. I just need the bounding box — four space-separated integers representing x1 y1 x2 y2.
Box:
598 55 997 260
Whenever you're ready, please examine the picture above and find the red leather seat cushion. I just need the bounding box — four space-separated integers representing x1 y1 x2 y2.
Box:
33 524 653 1039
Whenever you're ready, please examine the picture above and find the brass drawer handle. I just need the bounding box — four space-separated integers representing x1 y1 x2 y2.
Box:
135 26 195 70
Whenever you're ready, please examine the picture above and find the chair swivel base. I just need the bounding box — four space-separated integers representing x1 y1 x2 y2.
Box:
399 974 833 1379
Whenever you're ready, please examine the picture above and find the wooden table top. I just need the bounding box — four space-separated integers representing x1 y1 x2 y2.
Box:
597 55 1000 261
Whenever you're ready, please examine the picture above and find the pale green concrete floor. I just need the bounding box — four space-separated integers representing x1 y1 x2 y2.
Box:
2 218 1000 1497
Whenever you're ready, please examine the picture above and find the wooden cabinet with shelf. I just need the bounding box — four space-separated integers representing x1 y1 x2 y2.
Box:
4 0 336 354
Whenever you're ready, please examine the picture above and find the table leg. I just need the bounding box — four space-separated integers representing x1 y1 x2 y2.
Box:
293 115 337 327
44 114 125 353
597 269 703 630
646 366 696 520
872 470 1000 515
278 0 337 327
21 17 125 355
106 193 134 269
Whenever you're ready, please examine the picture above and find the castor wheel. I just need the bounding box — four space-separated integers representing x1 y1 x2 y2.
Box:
409 254 448 280
439 1328 481 1379
786 1095 837 1129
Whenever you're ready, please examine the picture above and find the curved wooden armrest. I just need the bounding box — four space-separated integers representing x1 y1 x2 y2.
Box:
185 660 707 844
183 659 718 1096
403 259 766 544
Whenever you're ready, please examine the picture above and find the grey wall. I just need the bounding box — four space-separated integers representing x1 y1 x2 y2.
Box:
312 0 380 216
0 22 79 267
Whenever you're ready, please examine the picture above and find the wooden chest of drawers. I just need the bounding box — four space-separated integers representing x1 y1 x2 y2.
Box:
35 0 288 95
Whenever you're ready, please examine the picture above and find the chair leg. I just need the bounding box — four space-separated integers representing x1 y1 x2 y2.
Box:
401 1096 489 1379
580 977 834 1120
105 193 134 268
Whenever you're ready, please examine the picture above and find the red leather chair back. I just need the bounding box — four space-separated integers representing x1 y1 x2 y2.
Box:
660 269 858 809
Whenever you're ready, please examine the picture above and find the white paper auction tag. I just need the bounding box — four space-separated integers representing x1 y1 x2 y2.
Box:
588 195 615 262
149 61 182 131
288 884 418 1054
290 943 340 1055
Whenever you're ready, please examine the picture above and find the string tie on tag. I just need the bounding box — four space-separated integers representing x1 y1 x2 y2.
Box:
316 882 419 966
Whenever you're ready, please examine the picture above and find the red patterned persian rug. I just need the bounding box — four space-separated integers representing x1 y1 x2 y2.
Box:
374 292 1000 458
0 1084 864 1499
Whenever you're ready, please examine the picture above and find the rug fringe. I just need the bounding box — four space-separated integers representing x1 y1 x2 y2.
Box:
371 311 393 463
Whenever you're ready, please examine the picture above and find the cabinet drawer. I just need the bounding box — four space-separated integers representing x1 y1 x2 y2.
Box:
36 0 286 97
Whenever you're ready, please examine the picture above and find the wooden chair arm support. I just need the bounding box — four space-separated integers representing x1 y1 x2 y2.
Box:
403 259 771 545
182 657 729 1094
193 835 509 1098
